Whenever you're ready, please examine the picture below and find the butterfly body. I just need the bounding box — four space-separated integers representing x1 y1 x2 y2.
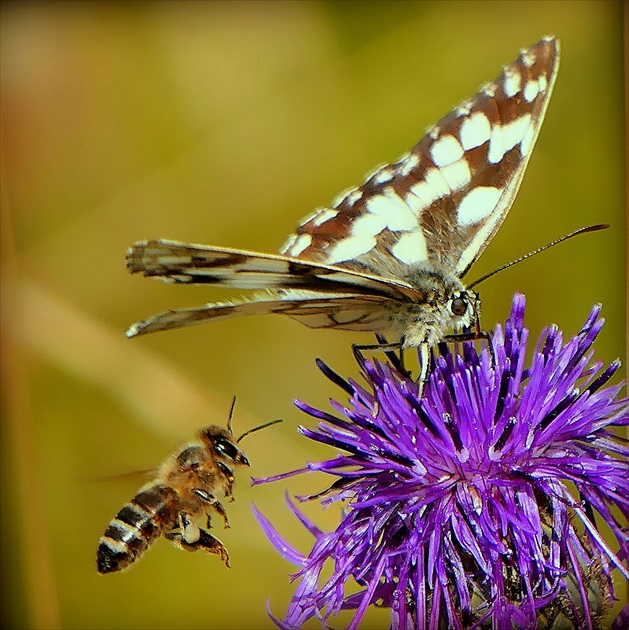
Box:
126 37 559 364
385 269 477 348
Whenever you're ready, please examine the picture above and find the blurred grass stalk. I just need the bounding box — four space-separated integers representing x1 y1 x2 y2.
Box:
2 170 60 628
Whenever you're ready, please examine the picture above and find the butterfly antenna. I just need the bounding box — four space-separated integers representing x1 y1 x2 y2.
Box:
227 395 237 435
467 224 609 289
237 419 283 444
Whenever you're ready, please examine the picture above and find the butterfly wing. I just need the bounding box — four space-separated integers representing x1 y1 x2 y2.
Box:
125 292 395 338
126 38 559 343
126 239 420 301
280 37 560 279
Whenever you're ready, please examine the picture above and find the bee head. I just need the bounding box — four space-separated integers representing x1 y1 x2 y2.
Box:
199 426 250 467
198 397 281 469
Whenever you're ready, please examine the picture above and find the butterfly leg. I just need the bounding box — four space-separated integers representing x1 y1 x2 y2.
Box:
483 330 496 368
299 477 355 502
443 329 495 367
352 338 410 378
417 342 431 399
375 333 407 374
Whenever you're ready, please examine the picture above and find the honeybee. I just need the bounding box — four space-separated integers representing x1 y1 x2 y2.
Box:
97 399 280 574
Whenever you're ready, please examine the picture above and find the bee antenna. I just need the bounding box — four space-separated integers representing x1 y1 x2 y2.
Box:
227 395 237 435
236 419 283 444
467 224 609 289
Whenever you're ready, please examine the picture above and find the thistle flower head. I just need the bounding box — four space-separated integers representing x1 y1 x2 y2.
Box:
254 294 628 630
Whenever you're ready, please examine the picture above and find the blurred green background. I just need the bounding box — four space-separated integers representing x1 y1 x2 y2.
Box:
1 2 625 629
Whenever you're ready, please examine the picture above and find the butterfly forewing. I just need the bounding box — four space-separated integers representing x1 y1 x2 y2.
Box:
126 37 559 351
281 37 559 280
127 240 419 299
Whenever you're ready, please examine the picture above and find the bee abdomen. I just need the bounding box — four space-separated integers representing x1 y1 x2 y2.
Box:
97 484 177 574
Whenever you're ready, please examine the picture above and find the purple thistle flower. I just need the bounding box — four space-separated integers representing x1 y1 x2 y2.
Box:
253 294 628 630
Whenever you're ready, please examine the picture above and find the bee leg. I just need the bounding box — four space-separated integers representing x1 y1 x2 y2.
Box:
193 488 230 528
212 501 230 528
195 529 230 567
169 528 231 567
173 512 200 544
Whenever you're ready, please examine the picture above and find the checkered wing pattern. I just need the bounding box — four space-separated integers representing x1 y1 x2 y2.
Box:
281 37 559 280
126 37 559 342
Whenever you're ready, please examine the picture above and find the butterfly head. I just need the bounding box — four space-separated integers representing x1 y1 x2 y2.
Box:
391 266 480 347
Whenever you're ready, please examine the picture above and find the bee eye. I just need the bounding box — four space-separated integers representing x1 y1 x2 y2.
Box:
451 297 467 316
214 438 238 460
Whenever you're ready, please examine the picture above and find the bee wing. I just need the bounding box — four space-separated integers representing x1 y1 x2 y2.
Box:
93 468 158 483
126 292 395 338
126 239 419 301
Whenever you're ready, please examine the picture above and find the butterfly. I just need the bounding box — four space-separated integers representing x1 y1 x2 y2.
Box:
125 36 560 381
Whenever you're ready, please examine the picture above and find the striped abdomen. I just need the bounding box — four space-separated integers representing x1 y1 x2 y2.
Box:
97 484 178 574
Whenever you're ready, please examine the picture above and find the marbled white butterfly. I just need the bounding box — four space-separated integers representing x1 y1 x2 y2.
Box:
126 37 559 379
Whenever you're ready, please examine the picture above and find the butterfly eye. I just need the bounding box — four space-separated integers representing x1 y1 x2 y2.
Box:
451 297 467 317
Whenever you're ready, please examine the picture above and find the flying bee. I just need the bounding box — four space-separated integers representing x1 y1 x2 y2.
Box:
97 399 281 574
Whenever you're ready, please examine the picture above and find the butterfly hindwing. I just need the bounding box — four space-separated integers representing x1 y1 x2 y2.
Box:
126 292 394 338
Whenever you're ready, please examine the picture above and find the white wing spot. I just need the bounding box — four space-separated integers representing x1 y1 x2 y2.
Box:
502 114 531 153
346 189 363 206
457 187 503 226
397 152 420 176
460 112 491 150
297 209 320 228
408 168 450 210
365 189 417 231
363 163 387 181
487 115 530 165
429 126 440 140
482 82 497 97
371 167 395 185
391 230 429 265
331 187 357 208
440 158 471 191
313 208 338 227
430 135 464 167
538 74 548 93
350 213 387 239
523 79 539 103
521 49 536 67
404 191 425 216
288 233 312 257
503 68 521 97
279 233 297 254
456 209 504 276
488 124 505 164
326 235 376 264
520 124 536 157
